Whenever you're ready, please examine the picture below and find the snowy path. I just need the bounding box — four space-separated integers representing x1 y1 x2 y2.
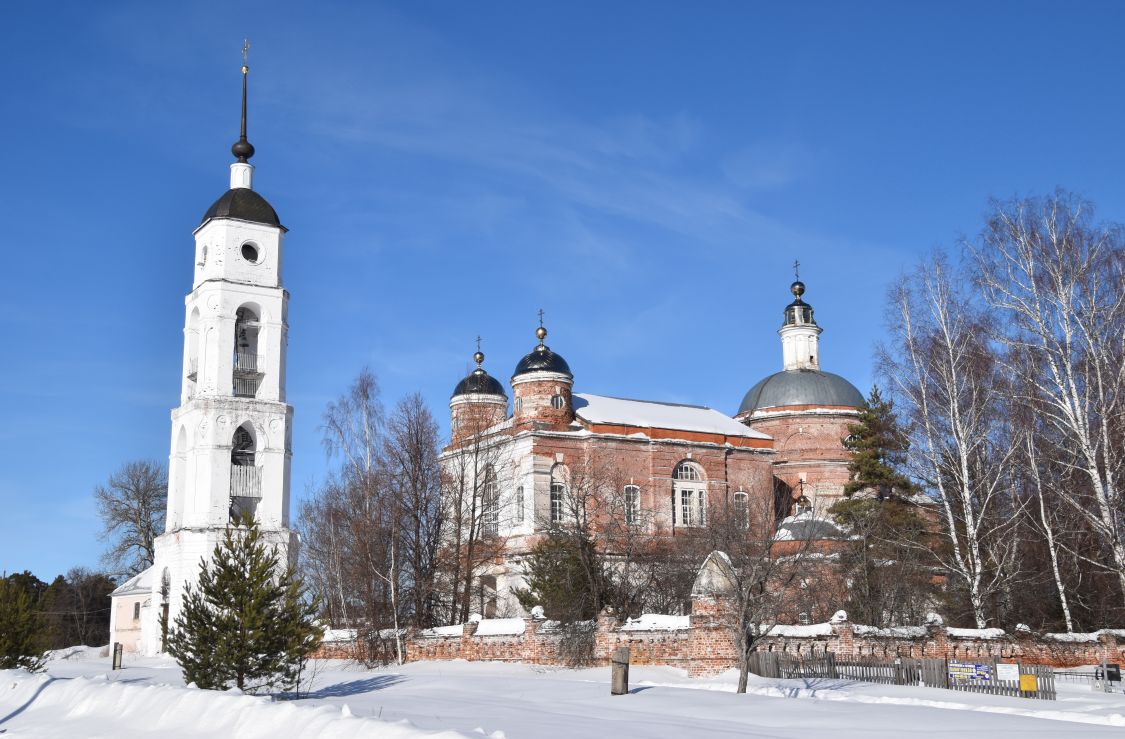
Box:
3 652 1125 738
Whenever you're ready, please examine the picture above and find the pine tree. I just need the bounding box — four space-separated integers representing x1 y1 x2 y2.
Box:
843 386 916 498
165 515 323 693
0 575 47 671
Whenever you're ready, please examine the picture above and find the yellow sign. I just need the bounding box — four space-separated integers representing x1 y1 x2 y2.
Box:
1019 674 1038 692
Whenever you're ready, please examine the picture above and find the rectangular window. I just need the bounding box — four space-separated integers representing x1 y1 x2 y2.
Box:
734 492 749 530
550 482 565 524
482 480 499 536
133 602 140 620
624 485 640 525
514 485 525 524
680 489 695 527
677 488 706 527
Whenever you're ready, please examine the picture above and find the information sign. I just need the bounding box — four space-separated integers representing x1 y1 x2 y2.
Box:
948 661 992 683
996 663 1019 682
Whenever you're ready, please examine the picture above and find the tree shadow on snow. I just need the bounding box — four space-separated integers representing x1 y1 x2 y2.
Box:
0 677 58 727
776 678 857 697
305 675 407 699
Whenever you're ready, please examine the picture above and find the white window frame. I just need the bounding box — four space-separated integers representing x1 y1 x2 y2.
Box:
482 472 499 536
673 462 706 527
733 491 749 530
624 485 640 525
550 481 566 524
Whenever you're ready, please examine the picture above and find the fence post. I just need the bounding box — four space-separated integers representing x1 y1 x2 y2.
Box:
611 646 630 695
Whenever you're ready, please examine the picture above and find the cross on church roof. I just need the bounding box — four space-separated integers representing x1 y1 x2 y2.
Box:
793 259 801 281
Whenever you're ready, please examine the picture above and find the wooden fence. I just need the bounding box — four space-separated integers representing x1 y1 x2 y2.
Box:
747 650 1055 700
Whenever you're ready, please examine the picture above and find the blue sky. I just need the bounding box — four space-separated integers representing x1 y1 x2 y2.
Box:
3 1 1125 580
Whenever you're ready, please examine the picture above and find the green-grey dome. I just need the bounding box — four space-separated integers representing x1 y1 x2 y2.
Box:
739 369 863 414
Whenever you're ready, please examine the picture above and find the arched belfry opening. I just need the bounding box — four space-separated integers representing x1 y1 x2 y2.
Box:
186 308 201 397
233 306 263 398
229 424 261 521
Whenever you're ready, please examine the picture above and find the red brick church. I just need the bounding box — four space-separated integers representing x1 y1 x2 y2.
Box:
442 277 865 616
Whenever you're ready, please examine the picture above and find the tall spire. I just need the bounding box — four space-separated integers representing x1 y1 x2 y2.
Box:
228 40 256 190
231 39 255 164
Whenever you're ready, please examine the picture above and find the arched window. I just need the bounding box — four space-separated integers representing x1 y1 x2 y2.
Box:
482 467 499 536
733 491 749 530
550 467 568 525
551 394 565 410
233 306 262 398
624 485 640 526
230 424 261 522
673 461 706 527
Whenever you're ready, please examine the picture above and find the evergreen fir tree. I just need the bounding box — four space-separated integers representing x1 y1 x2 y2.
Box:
513 531 610 622
843 386 916 498
165 515 323 693
0 575 47 671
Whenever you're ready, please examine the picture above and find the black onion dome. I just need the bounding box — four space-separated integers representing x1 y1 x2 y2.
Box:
738 369 864 414
452 368 507 399
513 345 572 379
200 188 282 228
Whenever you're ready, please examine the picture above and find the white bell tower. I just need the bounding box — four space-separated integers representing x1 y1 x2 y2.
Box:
144 50 296 655
778 264 822 371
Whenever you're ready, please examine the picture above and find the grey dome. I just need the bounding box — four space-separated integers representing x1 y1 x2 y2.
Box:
513 346 572 379
452 369 507 399
738 369 864 414
201 188 282 228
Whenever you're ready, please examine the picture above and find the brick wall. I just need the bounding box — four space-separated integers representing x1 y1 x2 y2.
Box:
317 604 1125 676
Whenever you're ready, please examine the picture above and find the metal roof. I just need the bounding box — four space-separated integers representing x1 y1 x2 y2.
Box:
738 369 864 414
575 394 770 439
512 346 572 379
452 369 507 398
200 188 282 228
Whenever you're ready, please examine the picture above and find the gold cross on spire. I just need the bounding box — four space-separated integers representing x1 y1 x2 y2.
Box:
242 38 250 74
475 335 481 353
537 308 545 327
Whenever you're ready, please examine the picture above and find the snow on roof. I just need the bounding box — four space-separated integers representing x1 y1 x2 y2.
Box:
473 618 527 636
574 394 770 439
110 566 155 597
620 614 690 632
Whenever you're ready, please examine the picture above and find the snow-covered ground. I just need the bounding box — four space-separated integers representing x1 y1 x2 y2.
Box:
3 650 1125 738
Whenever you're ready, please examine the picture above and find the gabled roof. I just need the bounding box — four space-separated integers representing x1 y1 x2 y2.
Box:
110 565 155 597
574 394 770 439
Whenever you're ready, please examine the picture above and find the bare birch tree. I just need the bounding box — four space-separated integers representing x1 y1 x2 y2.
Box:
880 253 1023 627
440 414 508 624
972 193 1125 605
382 393 444 628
